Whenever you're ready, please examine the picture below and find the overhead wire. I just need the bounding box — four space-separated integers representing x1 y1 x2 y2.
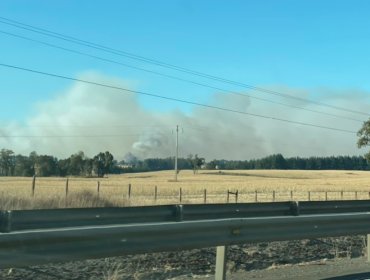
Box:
0 125 174 138
0 124 175 128
0 16 368 117
0 134 144 138
0 29 364 123
0 62 358 135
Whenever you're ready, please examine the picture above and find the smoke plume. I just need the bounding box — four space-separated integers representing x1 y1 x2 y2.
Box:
1 72 369 160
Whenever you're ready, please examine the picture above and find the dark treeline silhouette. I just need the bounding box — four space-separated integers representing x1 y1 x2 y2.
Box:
125 154 204 174
0 149 368 177
0 148 198 177
0 149 115 177
206 154 369 170
123 158 192 173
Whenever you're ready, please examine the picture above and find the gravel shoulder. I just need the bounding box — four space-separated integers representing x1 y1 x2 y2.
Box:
179 257 370 280
0 236 367 280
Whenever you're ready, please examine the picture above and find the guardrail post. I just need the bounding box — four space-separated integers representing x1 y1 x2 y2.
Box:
290 201 300 216
0 210 12 233
215 245 227 280
175 204 183 221
368 234 370 262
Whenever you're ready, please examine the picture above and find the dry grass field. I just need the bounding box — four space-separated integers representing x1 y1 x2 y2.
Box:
1 169 370 210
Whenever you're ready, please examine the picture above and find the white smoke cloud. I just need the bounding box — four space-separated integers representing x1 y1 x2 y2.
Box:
0 72 369 160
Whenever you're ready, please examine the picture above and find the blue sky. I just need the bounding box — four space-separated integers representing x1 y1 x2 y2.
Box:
1 0 370 122
0 0 369 154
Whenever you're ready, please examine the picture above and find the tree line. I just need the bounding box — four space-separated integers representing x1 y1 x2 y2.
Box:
206 154 369 170
0 149 115 177
0 149 369 177
0 149 205 177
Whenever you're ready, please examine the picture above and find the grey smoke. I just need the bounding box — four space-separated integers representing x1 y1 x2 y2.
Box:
1 72 369 160
123 152 139 165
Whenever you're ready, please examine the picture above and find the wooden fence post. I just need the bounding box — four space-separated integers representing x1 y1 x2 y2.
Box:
355 191 358 200
97 181 100 199
255 190 258 202
235 190 238 203
31 175 36 197
154 186 157 201
272 190 276 202
341 191 344 200
325 192 328 201
204 189 207 204
179 188 182 203
65 178 69 198
290 190 293 200
308 191 311 201
227 190 230 203
128 184 131 199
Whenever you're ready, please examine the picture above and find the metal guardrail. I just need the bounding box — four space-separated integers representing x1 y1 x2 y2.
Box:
1 213 370 268
1 200 370 279
2 199 370 232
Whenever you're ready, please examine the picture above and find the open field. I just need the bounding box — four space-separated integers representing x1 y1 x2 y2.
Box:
1 169 370 210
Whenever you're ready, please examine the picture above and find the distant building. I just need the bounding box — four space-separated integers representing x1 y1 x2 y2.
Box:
117 164 133 169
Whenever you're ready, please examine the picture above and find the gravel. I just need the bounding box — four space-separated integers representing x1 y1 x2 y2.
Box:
0 235 366 280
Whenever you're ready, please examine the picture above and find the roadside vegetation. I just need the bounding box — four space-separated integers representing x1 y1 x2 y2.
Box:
2 169 370 210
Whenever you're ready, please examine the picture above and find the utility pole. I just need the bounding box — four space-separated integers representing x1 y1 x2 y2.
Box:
175 125 179 181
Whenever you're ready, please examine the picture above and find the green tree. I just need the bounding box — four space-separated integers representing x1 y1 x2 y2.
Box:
83 158 94 177
14 155 33 176
358 121 370 162
0 149 15 176
29 151 38 175
103 151 114 174
68 151 86 175
188 154 205 174
58 158 69 177
35 155 58 176
93 151 114 177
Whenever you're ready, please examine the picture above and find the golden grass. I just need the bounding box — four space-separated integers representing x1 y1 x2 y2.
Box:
1 169 370 210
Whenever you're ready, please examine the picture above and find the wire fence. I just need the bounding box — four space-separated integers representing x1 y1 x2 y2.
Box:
3 175 370 205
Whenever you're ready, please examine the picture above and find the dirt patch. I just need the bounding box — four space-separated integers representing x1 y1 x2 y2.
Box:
127 176 153 179
202 171 312 180
0 236 365 279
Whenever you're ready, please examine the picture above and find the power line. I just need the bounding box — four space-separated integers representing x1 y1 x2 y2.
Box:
0 16 368 117
0 62 358 134
0 124 174 128
0 134 145 138
0 29 364 123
